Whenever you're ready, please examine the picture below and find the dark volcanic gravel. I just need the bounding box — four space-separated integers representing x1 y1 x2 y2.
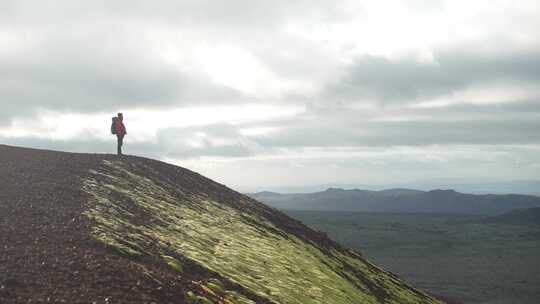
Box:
0 145 196 304
0 144 298 304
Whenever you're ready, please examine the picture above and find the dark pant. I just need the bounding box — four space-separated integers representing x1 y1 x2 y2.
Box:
117 135 124 155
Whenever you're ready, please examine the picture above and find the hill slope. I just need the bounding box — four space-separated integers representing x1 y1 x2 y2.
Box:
248 188 540 215
0 144 443 304
483 207 540 225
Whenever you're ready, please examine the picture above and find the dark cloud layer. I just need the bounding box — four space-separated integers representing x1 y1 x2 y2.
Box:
323 50 540 104
0 40 247 124
253 117 540 148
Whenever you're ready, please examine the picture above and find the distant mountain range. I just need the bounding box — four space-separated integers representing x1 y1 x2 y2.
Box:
248 188 540 215
250 180 540 196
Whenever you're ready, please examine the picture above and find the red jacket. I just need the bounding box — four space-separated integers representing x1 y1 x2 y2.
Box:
115 119 127 137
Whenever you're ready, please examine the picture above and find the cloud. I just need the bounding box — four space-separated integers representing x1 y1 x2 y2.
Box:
174 144 540 192
0 0 352 121
322 49 540 104
0 123 254 159
0 34 249 120
1 0 540 190
0 135 111 154
0 113 12 127
155 124 256 158
248 99 540 148
0 1 353 32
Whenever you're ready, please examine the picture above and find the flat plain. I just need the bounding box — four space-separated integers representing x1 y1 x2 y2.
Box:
285 210 540 304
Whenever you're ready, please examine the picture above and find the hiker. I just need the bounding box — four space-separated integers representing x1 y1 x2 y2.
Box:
111 113 127 155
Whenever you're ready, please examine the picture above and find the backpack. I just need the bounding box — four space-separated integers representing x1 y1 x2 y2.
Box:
111 117 117 135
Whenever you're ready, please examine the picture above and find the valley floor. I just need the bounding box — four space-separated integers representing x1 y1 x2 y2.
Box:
285 211 540 304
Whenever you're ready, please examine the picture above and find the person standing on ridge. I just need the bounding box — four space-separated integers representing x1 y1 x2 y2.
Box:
112 112 127 155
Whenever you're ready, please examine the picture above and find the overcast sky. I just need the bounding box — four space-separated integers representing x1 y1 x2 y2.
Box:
1 0 539 192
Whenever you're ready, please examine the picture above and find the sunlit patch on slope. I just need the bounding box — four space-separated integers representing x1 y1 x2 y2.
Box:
83 159 443 304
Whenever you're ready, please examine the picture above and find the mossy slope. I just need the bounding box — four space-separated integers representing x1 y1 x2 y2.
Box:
83 158 444 304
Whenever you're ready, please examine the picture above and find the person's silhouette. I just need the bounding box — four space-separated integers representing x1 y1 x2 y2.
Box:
114 113 127 155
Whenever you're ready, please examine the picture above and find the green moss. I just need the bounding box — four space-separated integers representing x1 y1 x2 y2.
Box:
204 281 224 294
219 291 255 304
162 255 183 272
83 160 443 304
112 243 142 257
186 291 214 304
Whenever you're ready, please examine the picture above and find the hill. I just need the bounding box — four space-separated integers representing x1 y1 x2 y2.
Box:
483 207 540 225
0 144 444 304
247 188 540 215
